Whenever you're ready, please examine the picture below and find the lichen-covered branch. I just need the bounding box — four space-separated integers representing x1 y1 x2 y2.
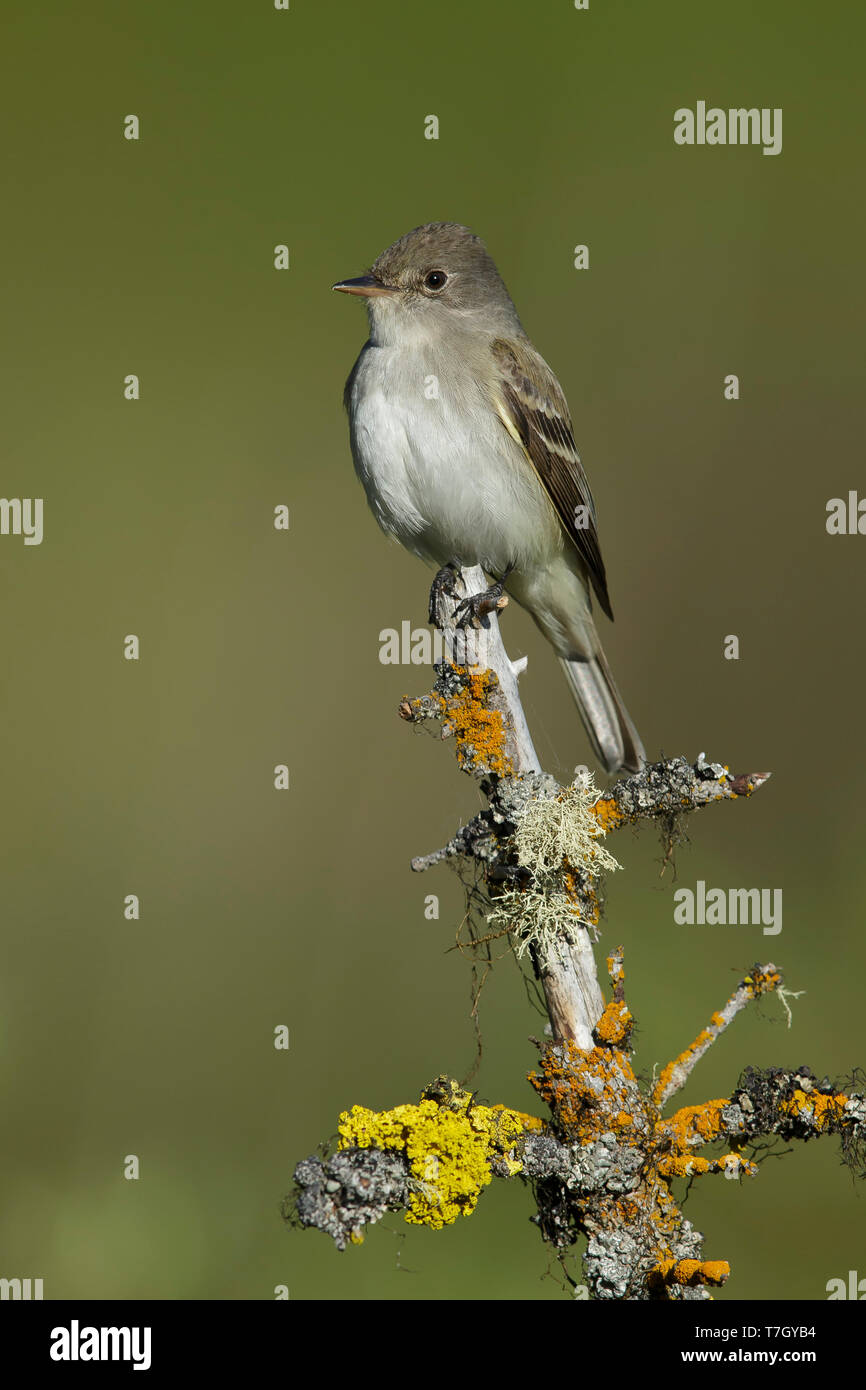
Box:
286 569 862 1299
591 754 771 833
402 565 609 1047
720 1064 865 1158
289 1149 409 1252
400 562 540 777
653 965 783 1108
402 566 768 1045
288 956 864 1298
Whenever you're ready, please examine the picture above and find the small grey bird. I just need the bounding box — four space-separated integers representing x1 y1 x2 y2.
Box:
333 222 645 776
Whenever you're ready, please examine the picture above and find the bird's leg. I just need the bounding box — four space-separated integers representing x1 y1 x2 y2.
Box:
454 562 515 628
428 561 461 625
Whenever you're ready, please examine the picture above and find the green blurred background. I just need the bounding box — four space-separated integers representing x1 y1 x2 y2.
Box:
1 1 863 1299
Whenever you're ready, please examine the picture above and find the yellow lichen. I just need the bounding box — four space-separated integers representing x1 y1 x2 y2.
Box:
338 1085 541 1229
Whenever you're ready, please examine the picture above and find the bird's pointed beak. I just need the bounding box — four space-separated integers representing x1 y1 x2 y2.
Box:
332 274 399 298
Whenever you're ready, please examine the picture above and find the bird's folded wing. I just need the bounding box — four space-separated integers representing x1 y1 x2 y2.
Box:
490 336 613 620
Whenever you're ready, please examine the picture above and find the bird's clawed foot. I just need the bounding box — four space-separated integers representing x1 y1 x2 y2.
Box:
454 563 515 628
429 562 515 628
428 562 461 626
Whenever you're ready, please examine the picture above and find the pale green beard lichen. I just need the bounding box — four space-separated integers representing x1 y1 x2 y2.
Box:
487 775 621 967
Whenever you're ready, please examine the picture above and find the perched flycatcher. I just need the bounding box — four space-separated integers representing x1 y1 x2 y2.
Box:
334 222 645 776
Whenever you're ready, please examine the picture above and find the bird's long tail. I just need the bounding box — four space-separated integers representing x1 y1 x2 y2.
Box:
559 649 645 777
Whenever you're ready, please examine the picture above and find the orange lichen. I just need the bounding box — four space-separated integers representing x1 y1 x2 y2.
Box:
594 953 632 1045
524 963 759 1295
606 951 625 988
594 999 633 1046
440 667 512 775
657 1154 715 1179
662 1099 727 1149
783 1089 848 1129
653 1030 717 1107
528 1036 642 1141
742 967 782 996
657 1151 756 1180
653 968 784 1108
651 1259 730 1288
562 863 600 926
589 796 625 833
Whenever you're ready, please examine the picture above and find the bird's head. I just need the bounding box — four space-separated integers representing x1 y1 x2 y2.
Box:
333 222 523 346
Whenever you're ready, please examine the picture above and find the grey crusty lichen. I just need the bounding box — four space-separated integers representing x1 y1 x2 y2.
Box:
289 1150 409 1251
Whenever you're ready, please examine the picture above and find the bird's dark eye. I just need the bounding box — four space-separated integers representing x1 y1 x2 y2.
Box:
424 269 447 290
